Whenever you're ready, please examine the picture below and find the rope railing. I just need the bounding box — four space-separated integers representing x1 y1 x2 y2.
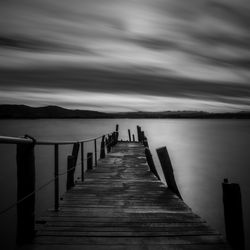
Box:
0 132 117 145
0 152 98 216
0 124 120 244
0 130 118 215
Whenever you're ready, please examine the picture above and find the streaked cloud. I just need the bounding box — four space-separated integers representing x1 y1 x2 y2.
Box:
0 0 249 111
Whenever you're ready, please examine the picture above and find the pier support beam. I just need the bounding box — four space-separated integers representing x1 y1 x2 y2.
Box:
156 146 182 199
16 140 36 244
87 153 93 170
222 179 245 250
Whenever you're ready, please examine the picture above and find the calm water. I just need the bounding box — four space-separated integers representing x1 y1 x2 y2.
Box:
0 119 250 249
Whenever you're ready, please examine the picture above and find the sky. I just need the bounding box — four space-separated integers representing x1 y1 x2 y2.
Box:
0 0 250 112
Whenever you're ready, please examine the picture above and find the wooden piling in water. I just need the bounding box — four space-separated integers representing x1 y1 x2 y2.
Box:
116 124 119 142
94 139 97 167
156 146 182 199
54 144 59 211
100 135 105 159
16 141 35 244
67 143 79 190
106 136 111 153
80 142 84 181
87 153 93 170
222 179 245 250
137 126 142 142
145 147 160 180
128 129 131 142
67 155 75 190
132 134 135 142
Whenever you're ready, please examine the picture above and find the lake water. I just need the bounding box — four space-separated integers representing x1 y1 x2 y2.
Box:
0 119 250 249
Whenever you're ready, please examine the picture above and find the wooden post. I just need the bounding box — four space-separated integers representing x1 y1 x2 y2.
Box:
137 126 142 142
132 134 135 142
16 142 35 244
81 142 84 181
156 146 182 199
67 155 75 190
106 137 111 153
143 137 149 148
94 139 97 167
87 153 93 170
111 132 116 146
71 142 79 166
141 131 145 143
100 135 105 159
128 129 131 142
222 179 245 250
54 144 59 211
116 124 119 141
145 147 160 180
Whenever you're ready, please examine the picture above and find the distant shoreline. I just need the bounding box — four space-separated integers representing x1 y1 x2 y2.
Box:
1 104 250 119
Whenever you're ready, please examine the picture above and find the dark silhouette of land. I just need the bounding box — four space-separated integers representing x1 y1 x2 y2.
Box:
1 104 250 119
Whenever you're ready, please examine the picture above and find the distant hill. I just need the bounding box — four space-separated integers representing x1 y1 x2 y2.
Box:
0 105 110 119
0 105 250 119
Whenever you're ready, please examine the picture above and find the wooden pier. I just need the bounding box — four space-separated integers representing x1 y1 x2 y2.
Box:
24 142 230 250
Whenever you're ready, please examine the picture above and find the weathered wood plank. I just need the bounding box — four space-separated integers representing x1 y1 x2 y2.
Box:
31 142 230 249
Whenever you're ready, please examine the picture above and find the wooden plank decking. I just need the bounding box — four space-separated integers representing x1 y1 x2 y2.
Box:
25 142 230 249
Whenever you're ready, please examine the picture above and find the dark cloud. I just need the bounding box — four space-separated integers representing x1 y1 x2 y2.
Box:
131 37 178 51
0 35 96 54
208 2 250 30
0 67 250 106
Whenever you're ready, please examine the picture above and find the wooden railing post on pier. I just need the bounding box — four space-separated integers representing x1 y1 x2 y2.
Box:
87 153 93 170
145 147 160 180
143 137 149 148
66 143 79 190
116 124 119 142
100 135 106 159
94 139 97 167
67 156 75 190
106 136 111 153
81 142 84 181
137 126 142 142
111 132 116 146
222 179 245 250
16 140 36 244
141 131 145 143
128 129 131 142
156 146 182 199
54 144 59 211
132 134 135 142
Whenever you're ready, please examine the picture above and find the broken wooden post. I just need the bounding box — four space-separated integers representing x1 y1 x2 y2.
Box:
156 146 182 199
145 147 160 180
222 179 245 250
87 153 93 170
71 142 79 166
16 140 36 244
67 155 75 190
128 129 131 142
137 126 142 142
132 134 135 142
100 135 106 159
